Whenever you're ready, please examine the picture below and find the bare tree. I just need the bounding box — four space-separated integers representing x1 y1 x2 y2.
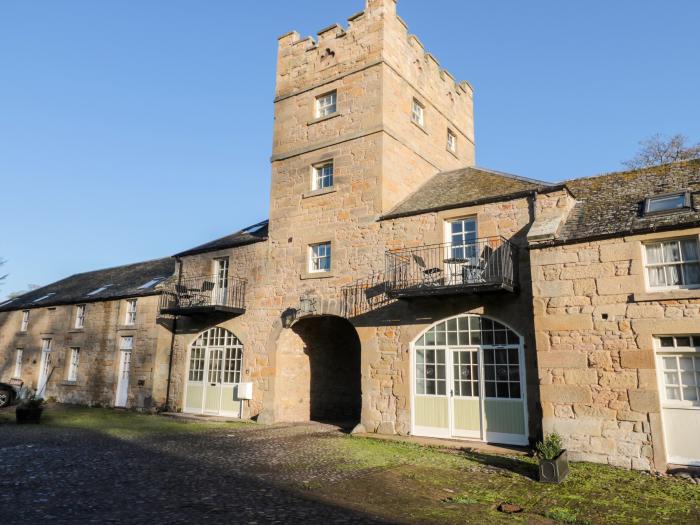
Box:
623 134 700 170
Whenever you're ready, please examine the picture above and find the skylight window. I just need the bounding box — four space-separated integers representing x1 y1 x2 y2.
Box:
32 293 55 303
242 222 266 234
87 285 113 296
138 277 165 289
644 192 691 215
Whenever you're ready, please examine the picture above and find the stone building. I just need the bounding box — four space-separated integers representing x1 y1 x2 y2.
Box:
1 0 698 472
0 258 175 408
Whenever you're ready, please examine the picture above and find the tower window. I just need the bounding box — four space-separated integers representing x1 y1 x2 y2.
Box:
411 99 424 127
309 242 332 273
312 161 334 190
315 91 337 118
644 192 691 215
447 129 457 153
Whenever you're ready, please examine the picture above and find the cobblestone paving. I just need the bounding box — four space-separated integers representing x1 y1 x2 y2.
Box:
0 417 388 524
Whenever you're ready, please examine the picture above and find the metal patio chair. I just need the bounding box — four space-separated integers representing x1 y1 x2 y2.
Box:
413 254 442 286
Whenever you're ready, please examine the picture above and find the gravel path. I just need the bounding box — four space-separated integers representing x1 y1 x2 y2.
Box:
0 416 388 524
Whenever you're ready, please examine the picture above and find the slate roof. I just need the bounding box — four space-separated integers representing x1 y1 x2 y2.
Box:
174 220 269 257
557 159 700 243
381 166 553 219
0 257 175 312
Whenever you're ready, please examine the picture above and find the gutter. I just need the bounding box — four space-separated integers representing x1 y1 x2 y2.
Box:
163 257 182 412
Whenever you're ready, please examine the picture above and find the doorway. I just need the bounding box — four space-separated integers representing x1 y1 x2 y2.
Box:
411 314 528 446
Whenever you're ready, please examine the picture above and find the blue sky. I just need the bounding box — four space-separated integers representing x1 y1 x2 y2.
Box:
1 0 699 298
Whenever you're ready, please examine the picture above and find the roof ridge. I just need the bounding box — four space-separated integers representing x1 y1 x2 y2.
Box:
470 165 554 186
69 256 174 279
563 158 700 185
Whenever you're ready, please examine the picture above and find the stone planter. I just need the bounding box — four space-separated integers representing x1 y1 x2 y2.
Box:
16 406 43 424
539 450 569 483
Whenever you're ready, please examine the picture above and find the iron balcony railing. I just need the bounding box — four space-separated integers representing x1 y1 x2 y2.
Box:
385 237 518 297
159 274 247 314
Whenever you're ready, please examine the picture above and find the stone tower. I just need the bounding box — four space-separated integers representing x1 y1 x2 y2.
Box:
268 0 474 287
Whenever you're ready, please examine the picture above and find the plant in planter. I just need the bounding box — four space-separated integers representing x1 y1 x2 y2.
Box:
536 432 569 483
16 395 45 424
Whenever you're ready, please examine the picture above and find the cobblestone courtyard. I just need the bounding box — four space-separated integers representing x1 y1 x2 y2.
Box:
1 405 698 524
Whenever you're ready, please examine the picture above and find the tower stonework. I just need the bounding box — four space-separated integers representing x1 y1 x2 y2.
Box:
269 0 474 270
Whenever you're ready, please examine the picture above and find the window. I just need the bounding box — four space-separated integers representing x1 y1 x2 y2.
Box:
14 349 23 378
315 90 337 118
67 348 80 381
415 349 446 395
223 346 243 384
120 336 133 351
447 129 457 153
41 338 52 352
32 292 55 303
75 305 85 329
125 299 137 325
87 284 113 296
645 237 700 289
214 257 230 304
20 310 29 332
312 161 334 190
188 347 205 382
411 99 424 127
448 217 478 261
644 192 690 215
309 242 332 273
483 347 521 399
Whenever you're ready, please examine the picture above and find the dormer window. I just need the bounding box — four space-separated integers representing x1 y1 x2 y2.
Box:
315 91 337 118
644 192 691 215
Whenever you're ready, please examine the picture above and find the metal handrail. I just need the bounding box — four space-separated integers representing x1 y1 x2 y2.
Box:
159 274 247 311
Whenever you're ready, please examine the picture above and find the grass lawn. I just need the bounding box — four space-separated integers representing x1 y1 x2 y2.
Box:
2 405 698 524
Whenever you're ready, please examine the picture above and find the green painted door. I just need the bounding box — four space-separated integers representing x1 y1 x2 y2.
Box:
451 349 481 438
204 348 223 413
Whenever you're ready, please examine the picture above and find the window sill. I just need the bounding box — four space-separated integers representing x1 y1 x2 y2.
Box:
446 147 459 159
634 288 700 302
411 119 429 135
307 112 341 126
68 329 85 334
117 325 137 332
60 381 77 387
300 271 335 280
302 187 336 199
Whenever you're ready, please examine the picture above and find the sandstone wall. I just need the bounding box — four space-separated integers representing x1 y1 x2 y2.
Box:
531 227 700 470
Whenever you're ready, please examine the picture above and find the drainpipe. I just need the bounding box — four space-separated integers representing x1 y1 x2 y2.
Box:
164 257 183 412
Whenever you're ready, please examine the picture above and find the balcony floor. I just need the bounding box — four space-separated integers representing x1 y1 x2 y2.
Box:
159 305 245 317
387 281 516 299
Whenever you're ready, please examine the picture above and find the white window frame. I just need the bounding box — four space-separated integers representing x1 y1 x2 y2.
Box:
67 347 80 382
311 161 334 190
643 236 700 291
655 335 700 409
447 129 457 153
14 349 23 378
309 242 332 273
125 299 137 326
411 98 425 127
644 192 690 215
120 335 134 351
75 304 86 329
315 90 337 118
20 310 29 332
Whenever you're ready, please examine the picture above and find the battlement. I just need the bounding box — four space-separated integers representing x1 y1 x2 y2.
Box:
275 0 472 101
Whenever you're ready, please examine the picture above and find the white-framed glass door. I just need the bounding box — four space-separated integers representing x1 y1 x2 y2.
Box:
213 258 230 305
655 335 700 466
412 315 528 446
445 218 478 285
115 350 131 407
37 339 53 397
184 327 243 417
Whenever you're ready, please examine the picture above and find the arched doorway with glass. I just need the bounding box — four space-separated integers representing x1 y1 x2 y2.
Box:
411 314 528 446
184 327 244 417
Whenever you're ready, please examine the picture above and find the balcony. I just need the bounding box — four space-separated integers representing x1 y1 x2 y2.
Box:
384 237 518 299
159 274 247 316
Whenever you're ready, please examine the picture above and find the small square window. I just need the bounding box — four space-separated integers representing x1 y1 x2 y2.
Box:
644 192 690 215
312 161 334 190
315 91 337 118
447 130 457 153
309 242 332 273
411 99 424 127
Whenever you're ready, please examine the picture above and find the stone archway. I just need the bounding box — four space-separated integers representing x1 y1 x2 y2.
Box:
272 315 361 425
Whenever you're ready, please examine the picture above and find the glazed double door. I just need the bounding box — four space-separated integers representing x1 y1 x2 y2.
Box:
185 346 242 417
